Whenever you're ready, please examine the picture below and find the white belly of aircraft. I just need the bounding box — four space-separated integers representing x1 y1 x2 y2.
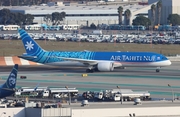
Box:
120 60 171 67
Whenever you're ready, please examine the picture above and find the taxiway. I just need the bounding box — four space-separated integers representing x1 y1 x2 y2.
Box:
0 62 180 99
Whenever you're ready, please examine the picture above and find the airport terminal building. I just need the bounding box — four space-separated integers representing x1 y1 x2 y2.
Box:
1 1 151 26
148 0 180 25
0 0 179 26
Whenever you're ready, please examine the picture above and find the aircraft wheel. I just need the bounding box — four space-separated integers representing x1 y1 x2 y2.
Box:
156 69 160 72
94 67 99 72
90 69 94 73
86 69 94 73
86 69 90 73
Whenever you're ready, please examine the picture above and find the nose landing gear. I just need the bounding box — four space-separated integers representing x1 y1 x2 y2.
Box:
156 67 161 72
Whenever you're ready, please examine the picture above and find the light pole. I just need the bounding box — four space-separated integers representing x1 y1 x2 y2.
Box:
117 86 123 104
65 86 71 105
168 84 174 102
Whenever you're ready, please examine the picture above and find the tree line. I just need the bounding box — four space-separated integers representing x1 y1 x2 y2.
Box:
0 8 66 25
150 0 162 26
117 5 151 28
0 0 51 6
117 1 163 27
43 12 66 25
0 9 34 25
150 0 180 26
1 0 180 28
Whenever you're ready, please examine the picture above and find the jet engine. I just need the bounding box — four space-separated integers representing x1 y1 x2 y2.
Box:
97 62 114 72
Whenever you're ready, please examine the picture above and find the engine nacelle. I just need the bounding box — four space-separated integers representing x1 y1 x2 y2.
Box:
97 62 114 72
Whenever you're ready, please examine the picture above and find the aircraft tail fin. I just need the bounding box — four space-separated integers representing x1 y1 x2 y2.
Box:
18 29 44 55
2 64 18 89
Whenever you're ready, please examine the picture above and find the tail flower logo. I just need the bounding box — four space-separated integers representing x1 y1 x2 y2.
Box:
25 41 34 51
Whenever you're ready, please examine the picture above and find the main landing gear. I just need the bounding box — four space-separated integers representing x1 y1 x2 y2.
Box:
86 67 99 73
86 69 94 73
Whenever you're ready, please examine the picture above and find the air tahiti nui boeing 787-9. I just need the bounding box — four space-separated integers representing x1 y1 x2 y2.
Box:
18 29 171 73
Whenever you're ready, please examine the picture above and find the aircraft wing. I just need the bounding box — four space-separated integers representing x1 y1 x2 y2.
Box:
53 57 122 67
55 57 98 65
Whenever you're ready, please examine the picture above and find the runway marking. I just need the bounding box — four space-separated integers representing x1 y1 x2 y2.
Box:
88 74 180 80
149 91 180 96
1 67 180 99
4 56 14 65
20 58 30 65
28 60 39 65
1 74 180 89
12 56 22 65
0 57 6 65
42 73 180 80
0 78 178 89
0 56 40 65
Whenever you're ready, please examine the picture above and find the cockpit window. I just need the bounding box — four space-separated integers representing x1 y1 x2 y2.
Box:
162 57 167 60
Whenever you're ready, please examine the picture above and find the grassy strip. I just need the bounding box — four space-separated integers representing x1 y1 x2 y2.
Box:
0 40 180 56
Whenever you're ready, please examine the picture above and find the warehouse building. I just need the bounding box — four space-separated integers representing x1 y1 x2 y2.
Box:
0 1 151 26
148 0 180 25
1 0 178 26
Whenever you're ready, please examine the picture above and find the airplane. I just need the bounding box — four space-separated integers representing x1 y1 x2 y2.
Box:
0 64 18 98
18 29 171 73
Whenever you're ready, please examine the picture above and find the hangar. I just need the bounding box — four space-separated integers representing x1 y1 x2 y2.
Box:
148 0 180 25
1 0 178 26
0 1 150 26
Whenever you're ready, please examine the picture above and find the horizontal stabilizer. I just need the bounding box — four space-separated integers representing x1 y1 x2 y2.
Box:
18 56 37 59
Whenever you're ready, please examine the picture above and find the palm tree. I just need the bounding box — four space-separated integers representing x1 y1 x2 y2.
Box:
43 14 52 26
157 0 162 25
124 9 131 25
0 0 4 6
117 6 123 25
151 4 156 26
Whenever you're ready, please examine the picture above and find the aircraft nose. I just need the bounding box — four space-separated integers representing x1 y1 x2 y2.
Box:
167 60 171 65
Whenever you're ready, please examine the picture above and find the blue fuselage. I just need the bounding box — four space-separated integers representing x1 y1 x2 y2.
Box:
0 89 14 98
24 51 168 64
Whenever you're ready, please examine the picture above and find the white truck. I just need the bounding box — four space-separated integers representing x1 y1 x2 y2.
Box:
15 87 47 97
94 91 103 100
94 89 150 101
41 88 78 98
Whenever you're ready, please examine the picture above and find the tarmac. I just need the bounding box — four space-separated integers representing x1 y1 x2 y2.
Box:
0 62 180 100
